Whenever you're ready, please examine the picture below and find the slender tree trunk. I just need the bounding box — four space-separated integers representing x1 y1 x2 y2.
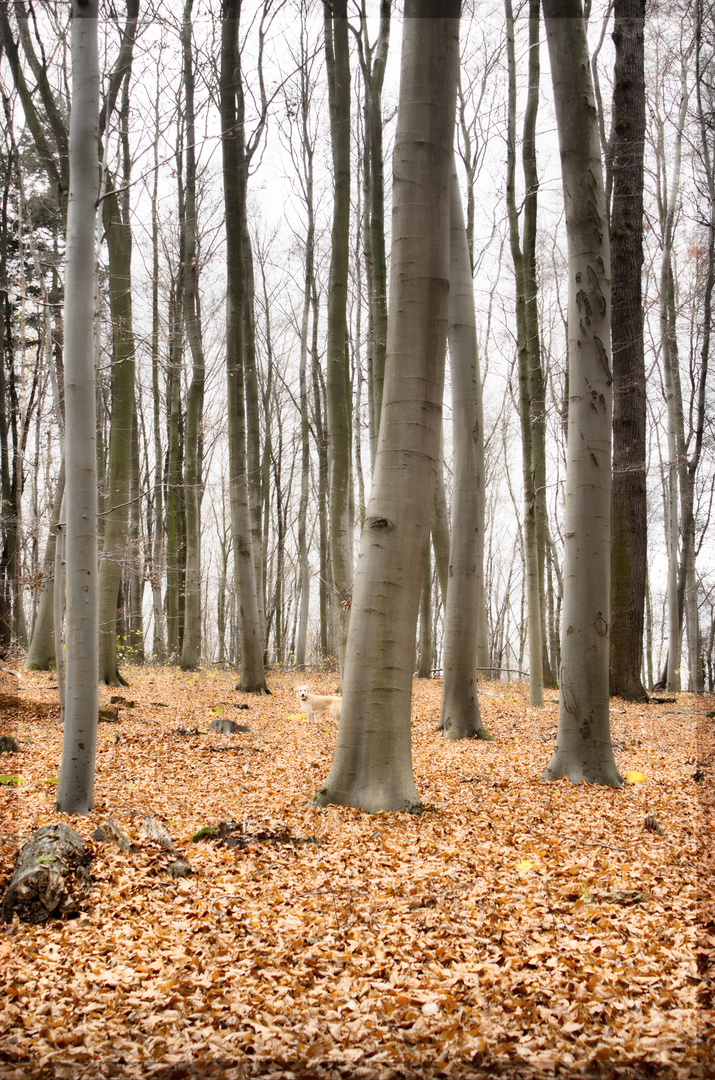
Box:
181 0 206 671
506 0 543 706
57 0 99 815
358 0 390 466
439 169 491 740
416 551 432 679
541 0 621 787
311 286 330 661
323 0 353 676
150 88 166 664
430 433 450 609
165 275 184 660
97 180 135 687
295 40 316 669
660 74 689 692
314 0 460 812
25 459 65 670
609 0 648 702
221 0 267 693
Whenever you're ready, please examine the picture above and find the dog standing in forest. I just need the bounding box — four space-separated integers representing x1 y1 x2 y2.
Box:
295 685 341 722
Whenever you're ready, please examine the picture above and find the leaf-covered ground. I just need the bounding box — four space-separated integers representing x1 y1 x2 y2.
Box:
0 665 713 1080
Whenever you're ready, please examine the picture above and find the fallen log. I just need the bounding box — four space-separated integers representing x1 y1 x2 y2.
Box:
2 822 90 924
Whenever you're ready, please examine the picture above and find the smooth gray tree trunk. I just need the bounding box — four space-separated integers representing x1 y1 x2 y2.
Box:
180 0 206 671
221 0 268 693
56 0 99 815
314 0 460 813
439 169 491 740
324 0 354 676
541 0 621 787
25 459 64 670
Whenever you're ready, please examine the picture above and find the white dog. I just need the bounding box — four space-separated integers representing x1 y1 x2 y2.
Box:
295 685 341 722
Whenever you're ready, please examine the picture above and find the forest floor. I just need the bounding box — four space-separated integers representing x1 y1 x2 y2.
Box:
0 663 713 1080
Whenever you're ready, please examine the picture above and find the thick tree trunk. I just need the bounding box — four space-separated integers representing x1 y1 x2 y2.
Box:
541 0 621 787
609 0 648 702
56 1 99 815
439 170 491 740
314 0 460 812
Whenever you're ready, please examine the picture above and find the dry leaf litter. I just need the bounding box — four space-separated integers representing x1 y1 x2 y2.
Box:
0 664 712 1080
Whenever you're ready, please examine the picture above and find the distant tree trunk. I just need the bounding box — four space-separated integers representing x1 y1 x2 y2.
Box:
506 0 544 706
165 273 184 661
314 0 460 812
97 180 135 687
357 0 390 467
439 169 491 740
541 0 621 787
221 0 268 692
660 66 689 692
126 400 144 662
149 79 166 664
609 0 648 702
56 0 99 815
430 435 450 608
295 31 317 670
311 285 330 661
181 0 206 671
25 460 64 670
416 552 432 679
323 0 353 675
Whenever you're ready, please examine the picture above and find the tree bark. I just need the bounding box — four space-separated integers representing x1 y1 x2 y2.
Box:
439 169 491 740
180 0 206 671
505 0 544 706
221 0 268 693
56 0 100 815
323 0 354 676
609 0 648 702
541 0 621 787
2 823 88 924
97 179 135 687
314 0 460 812
25 459 65 670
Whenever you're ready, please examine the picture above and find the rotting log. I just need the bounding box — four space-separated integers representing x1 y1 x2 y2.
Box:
2 822 90 924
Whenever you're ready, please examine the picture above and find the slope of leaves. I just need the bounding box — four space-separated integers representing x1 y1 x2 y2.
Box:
0 666 712 1080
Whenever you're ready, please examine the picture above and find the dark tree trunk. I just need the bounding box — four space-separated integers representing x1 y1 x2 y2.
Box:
609 0 648 702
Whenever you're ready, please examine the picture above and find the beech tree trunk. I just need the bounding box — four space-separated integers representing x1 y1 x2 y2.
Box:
439 169 491 740
56 0 100 816
323 0 353 676
314 0 460 813
541 0 621 787
181 0 206 671
25 459 64 670
220 0 267 693
97 179 135 687
506 0 544 706
609 0 648 702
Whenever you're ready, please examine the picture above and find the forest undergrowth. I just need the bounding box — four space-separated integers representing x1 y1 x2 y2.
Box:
0 664 712 1080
